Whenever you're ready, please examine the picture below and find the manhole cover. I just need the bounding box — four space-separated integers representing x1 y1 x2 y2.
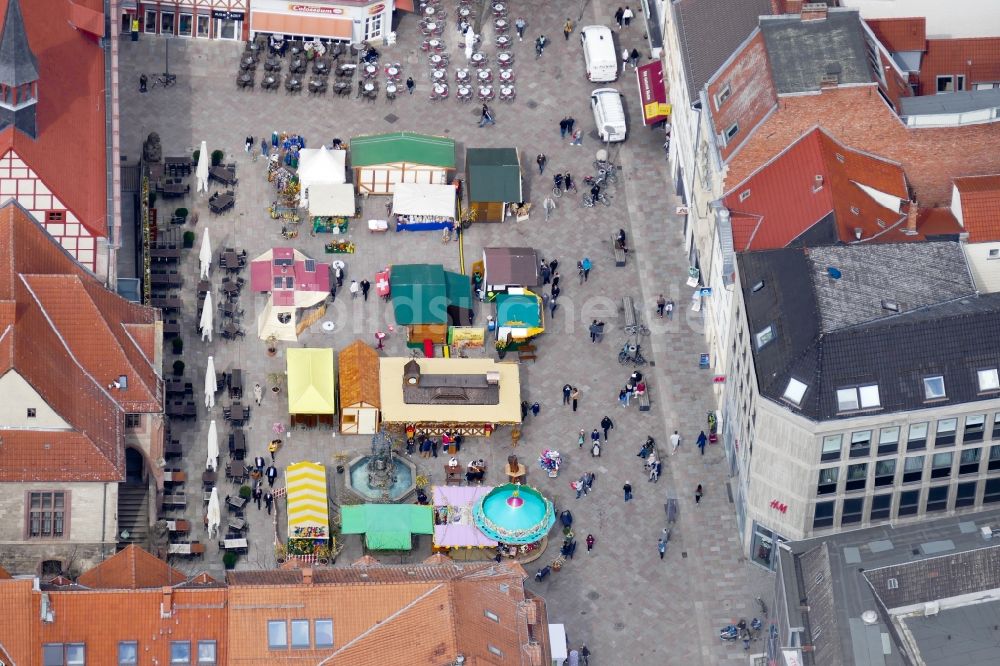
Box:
613 621 625 631
384 113 399 124
526 100 539 110
586 590 600 600
681 551 688 558
649 361 655 367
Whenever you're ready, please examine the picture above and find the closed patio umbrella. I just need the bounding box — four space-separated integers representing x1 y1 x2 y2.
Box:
207 419 219 471
199 227 212 279
196 140 209 193
206 487 221 539
204 355 216 408
200 291 213 342
465 28 476 61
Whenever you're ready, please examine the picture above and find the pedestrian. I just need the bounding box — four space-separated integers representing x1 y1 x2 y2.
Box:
601 415 614 440
551 284 561 300
665 300 674 319
350 279 359 298
550 271 561 289
329 284 337 302
648 461 658 482
543 196 556 221
697 430 708 455
571 387 580 412
535 34 547 58
584 471 595 492
536 153 547 174
521 400 529 419
589 320 599 343
586 534 595 552
515 16 526 41
656 294 666 317
479 104 495 127
432 438 440 458
139 73 148 93
540 262 551 284
549 260 559 275
630 47 640 69
581 645 590 665
622 48 629 71
570 129 583 146
596 321 606 342
253 484 262 510
614 6 624 28
559 117 569 138
406 76 415 94
360 279 371 301
563 18 573 40
264 491 274 514
670 430 682 454
563 383 572 405
335 266 344 287
266 464 277 487
549 296 558 317
578 429 586 448
253 383 263 406
623 481 632 502
245 136 253 153
591 428 601 447
658 538 666 559
623 6 634 27
268 439 280 462
531 401 541 417
696 484 704 503
619 388 628 407
254 455 265 474
575 478 585 499
581 257 592 281
654 460 662 482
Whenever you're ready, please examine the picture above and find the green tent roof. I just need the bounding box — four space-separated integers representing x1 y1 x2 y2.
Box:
496 293 541 328
444 270 473 311
466 148 522 203
350 132 456 168
340 504 434 550
390 264 472 326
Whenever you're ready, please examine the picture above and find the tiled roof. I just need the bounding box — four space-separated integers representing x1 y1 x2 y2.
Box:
917 37 1000 95
865 545 1000 610
673 0 773 99
0 577 38 665
0 203 162 481
954 174 1000 242
865 17 926 52
0 0 108 236
0 0 38 87
338 339 380 409
722 127 919 250
76 545 188 590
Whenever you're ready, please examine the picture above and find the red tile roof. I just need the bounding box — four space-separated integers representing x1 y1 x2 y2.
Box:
0 577 38 665
0 0 108 237
76 545 188 590
0 203 162 482
917 38 1000 95
865 17 926 53
954 174 1000 242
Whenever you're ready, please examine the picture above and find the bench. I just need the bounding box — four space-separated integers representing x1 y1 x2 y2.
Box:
621 296 637 331
612 234 627 267
518 344 537 363
637 388 651 412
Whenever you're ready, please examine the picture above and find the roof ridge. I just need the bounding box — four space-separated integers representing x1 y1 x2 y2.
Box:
832 293 990 334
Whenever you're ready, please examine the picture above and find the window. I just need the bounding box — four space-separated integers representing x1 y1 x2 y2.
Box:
898 489 920 516
725 123 740 141
197 641 217 665
783 378 807 405
363 12 384 40
217 18 238 40
488 645 504 657
119 641 138 665
960 448 982 475
870 494 892 521
924 376 946 400
179 13 193 37
171 641 191 663
268 621 287 649
739 188 751 202
836 384 880 412
926 485 949 512
754 325 774 349
813 501 835 528
821 435 842 462
161 11 175 34
978 369 1000 392
907 423 928 451
845 463 868 491
849 431 872 458
874 459 896 487
957 75 966 91
878 427 900 455
314 620 334 648
817 467 838 495
955 481 978 508
903 456 924 483
484 610 500 622
841 498 864 525
125 413 142 429
931 452 953 479
291 620 310 649
937 75 954 93
986 478 1000 504
27 407 36 418
197 14 210 37
715 84 732 108
935 418 957 447
994 413 1000 440
836 388 859 411
44 644 85 666
990 445 1000 471
144 9 157 33
28 491 66 538
964 415 986 443
859 385 880 408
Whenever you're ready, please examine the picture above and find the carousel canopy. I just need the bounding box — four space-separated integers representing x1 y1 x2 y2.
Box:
340 504 434 550
472 484 555 545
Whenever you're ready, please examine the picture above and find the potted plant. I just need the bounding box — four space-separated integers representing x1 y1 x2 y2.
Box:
495 339 509 360
182 231 196 248
192 149 200 164
274 542 287 564
174 207 188 224
238 485 252 500
316 544 332 566
265 335 278 357
223 551 238 570
211 149 225 167
267 372 285 394
171 337 183 355
172 360 185 376
334 453 348 475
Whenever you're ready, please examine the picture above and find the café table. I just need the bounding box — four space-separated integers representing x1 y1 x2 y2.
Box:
314 60 329 75
230 369 243 396
227 516 247 532
363 63 378 78
459 7 470 19
424 5 436 16
427 39 441 51
226 496 248 512
457 85 472 100
495 18 508 32
152 296 182 311
497 52 513 66
499 85 515 100
432 69 447 82
496 35 511 49
363 82 375 93
166 519 191 533
432 83 448 98
168 542 205 556
429 54 445 67
499 68 514 82
386 83 397 96
197 279 210 294
163 493 187 509
231 429 246 458
221 281 241 296
493 2 506 15
424 21 439 34
385 64 401 79
471 52 485 66
222 250 240 270
202 470 218 488
151 274 182 288
164 439 182 458
456 68 470 82
478 85 494 100
478 69 492 82
163 470 187 484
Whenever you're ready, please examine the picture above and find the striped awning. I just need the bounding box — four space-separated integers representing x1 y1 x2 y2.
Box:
285 461 329 539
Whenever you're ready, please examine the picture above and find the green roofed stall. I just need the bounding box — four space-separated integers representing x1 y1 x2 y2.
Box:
390 264 473 345
340 504 434 550
350 132 456 195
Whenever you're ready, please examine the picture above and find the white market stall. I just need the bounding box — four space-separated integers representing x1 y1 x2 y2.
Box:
391 183 456 232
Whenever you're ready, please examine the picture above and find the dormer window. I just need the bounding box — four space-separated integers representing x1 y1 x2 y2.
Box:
783 378 807 405
836 384 880 412
978 369 1000 393
923 376 946 400
754 325 775 350
27 408 36 418
715 84 732 109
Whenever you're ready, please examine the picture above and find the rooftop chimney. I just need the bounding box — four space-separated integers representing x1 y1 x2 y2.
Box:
303 567 313 586
160 587 173 618
905 200 919 234
801 2 829 22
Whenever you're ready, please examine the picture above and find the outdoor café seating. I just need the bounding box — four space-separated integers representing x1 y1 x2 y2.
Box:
261 74 279 90
285 76 302 93
209 191 235 214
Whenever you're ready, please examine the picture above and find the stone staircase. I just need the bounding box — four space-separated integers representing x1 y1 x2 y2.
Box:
117 484 150 549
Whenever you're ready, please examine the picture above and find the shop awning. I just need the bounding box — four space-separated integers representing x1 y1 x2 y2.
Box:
636 61 671 126
286 462 329 540
287 348 335 415
307 183 355 217
392 183 456 218
251 11 353 39
340 504 434 550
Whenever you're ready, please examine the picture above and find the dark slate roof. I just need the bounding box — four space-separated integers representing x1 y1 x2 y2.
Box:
759 10 873 94
865 546 1000 610
0 0 39 87
900 89 1000 117
674 0 773 100
737 241 1000 421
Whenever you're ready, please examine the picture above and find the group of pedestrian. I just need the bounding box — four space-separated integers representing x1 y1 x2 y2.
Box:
520 401 542 420
561 383 582 411
613 6 635 29
656 294 675 319
621 47 641 70
618 370 647 407
559 117 577 138
416 434 441 458
572 471 596 499
588 319 607 343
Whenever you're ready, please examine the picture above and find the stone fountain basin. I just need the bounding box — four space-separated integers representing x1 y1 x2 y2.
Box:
344 455 417 503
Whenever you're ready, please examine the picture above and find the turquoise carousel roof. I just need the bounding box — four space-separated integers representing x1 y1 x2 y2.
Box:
472 483 555 545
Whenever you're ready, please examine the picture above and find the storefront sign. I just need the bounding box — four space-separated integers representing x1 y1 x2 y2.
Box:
686 266 700 288
699 287 712 297
449 326 486 349
212 10 246 20
636 61 670 126
769 499 788 514
288 3 344 14
369 3 386 13
782 649 804 666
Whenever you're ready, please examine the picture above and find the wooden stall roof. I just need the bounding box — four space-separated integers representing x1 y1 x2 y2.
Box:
338 339 381 409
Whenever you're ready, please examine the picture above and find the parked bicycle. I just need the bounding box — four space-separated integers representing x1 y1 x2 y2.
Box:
582 191 611 208
150 72 177 89
618 341 647 366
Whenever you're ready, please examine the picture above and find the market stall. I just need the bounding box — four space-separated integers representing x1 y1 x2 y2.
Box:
251 247 331 341
483 247 542 293
285 461 330 542
308 183 355 234
466 148 523 223
338 340 381 434
286 348 336 428
431 485 498 557
391 183 457 232
340 503 434 550
351 132 456 195
495 289 544 342
389 264 472 345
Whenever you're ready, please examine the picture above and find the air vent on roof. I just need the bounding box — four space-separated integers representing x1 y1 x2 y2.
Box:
854 227 863 240
876 218 886 229
827 267 842 280
882 300 899 312
924 601 940 617
752 281 765 293
835 153 846 164
820 74 840 88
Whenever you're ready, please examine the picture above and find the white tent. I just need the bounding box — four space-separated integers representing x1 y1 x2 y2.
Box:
196 140 209 193
307 183 356 217
199 228 212 279
206 419 219 471
298 146 347 188
391 183 456 218
206 487 221 539
200 291 214 342
204 355 216 409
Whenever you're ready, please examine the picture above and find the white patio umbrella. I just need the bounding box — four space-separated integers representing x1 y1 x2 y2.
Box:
465 28 475 61
196 140 209 193
206 419 219 471
204 355 216 409
198 227 212 279
200 291 213 342
206 487 221 539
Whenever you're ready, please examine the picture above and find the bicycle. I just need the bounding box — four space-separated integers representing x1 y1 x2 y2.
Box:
592 161 619 183
755 596 768 618
150 73 177 90
552 185 563 198
625 322 650 336
582 192 611 208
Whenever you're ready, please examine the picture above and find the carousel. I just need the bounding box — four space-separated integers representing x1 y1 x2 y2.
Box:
472 483 555 562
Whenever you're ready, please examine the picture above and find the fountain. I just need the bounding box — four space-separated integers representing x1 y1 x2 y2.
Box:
472 483 555 544
344 430 417 503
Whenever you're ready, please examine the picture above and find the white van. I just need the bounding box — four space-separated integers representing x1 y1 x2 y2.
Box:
590 88 627 142
579 25 618 82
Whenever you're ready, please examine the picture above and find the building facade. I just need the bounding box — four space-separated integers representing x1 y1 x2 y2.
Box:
128 0 249 40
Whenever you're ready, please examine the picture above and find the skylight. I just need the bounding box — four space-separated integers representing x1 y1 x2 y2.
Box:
978 369 1000 392
755 325 775 350
783 378 808 405
835 384 880 412
751 281 765 293
924 376 946 400
837 388 859 411
881 300 899 312
858 384 880 408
